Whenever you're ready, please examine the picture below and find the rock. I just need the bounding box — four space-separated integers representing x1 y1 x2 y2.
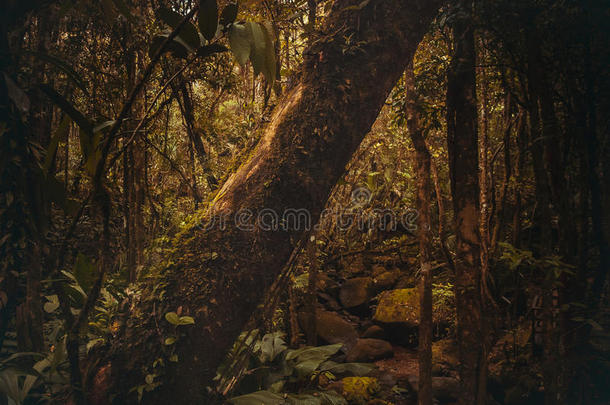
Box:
340 277 374 308
371 264 387 277
394 273 417 289
299 309 358 348
318 292 341 311
362 325 386 339
407 375 460 402
346 338 394 362
317 273 339 296
373 269 401 291
373 288 453 327
341 376 380 403
432 339 458 376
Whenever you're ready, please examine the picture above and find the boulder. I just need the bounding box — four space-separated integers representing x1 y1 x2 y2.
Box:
373 269 401 291
339 277 374 308
432 338 458 376
407 375 460 402
361 325 386 340
346 338 394 362
299 309 358 348
373 288 453 327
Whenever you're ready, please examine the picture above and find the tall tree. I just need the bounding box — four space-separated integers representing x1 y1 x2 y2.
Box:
446 1 487 404
405 61 433 405
93 0 446 402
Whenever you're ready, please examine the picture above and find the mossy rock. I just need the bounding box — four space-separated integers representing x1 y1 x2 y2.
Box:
342 376 380 404
340 277 374 309
432 338 458 375
373 288 454 327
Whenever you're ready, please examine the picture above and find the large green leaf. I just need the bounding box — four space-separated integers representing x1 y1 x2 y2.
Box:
260 22 277 85
247 22 266 76
258 332 287 363
228 23 251 66
198 0 218 41
149 34 190 59
44 115 70 173
219 3 238 26
285 343 343 362
229 390 285 405
40 85 93 134
22 51 89 96
157 7 201 50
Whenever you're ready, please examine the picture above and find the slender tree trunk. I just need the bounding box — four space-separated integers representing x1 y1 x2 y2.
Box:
405 62 433 405
93 1 445 403
446 1 487 404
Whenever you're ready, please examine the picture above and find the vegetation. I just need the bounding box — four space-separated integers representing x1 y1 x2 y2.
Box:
0 0 609 404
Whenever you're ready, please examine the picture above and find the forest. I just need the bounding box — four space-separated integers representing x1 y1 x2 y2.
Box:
0 0 609 404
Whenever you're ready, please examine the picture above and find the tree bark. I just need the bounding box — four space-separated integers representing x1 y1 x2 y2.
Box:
95 1 445 403
446 1 487 404
405 62 433 405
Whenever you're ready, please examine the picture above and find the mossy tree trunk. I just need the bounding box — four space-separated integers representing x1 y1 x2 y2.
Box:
95 1 446 403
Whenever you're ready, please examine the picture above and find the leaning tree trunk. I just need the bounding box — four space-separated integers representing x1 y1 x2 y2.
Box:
446 1 487 404
93 1 445 403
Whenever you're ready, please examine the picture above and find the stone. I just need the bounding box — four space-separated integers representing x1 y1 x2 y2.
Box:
373 269 401 291
339 277 374 308
431 338 458 375
361 325 386 339
346 338 394 362
373 288 453 327
407 375 460 402
299 309 358 348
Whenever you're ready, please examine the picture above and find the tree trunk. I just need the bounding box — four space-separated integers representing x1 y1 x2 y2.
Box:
446 1 487 404
405 62 433 405
95 1 445 403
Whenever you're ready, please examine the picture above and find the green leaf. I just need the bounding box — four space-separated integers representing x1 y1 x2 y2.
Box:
228 23 251 66
229 390 285 405
258 332 287 363
40 85 93 134
260 22 277 85
198 0 218 41
219 3 238 26
73 252 96 293
21 51 89 96
149 34 190 59
44 115 71 173
169 354 178 362
43 295 60 313
247 22 266 76
2 73 30 113
178 315 195 325
164 337 176 345
157 7 201 50
320 362 376 376
285 343 343 362
197 43 228 58
165 312 180 325
93 120 116 133
294 358 325 378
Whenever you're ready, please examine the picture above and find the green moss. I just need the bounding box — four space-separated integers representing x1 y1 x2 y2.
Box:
373 287 455 325
342 376 380 403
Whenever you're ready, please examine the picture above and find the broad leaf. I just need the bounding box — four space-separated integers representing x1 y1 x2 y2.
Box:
229 390 285 405
165 312 180 325
228 24 251 66
219 3 238 26
247 22 266 76
157 7 201 50
198 0 218 41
